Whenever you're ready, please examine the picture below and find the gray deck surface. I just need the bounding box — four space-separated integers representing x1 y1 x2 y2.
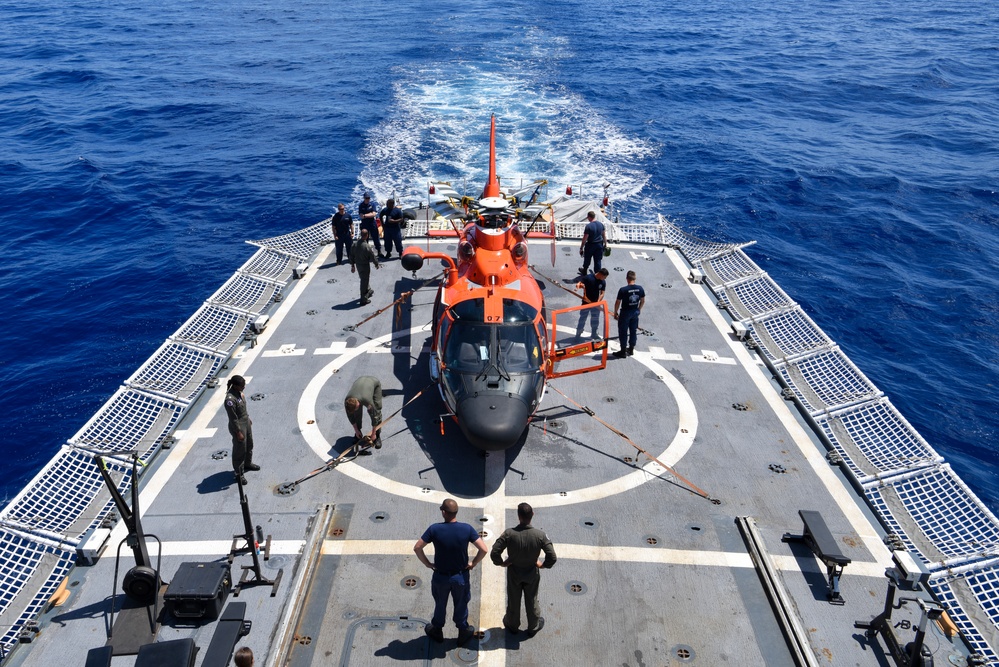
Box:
11 238 968 667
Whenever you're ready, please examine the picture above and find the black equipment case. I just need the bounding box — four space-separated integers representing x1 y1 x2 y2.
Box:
164 562 232 621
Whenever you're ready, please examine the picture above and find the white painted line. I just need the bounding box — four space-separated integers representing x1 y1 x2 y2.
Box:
293 539 890 578
772 554 886 578
173 428 217 440
560 544 887 577
559 543 752 568
321 539 417 556
629 251 650 260
478 450 508 664
385 345 430 355
366 343 430 355
158 539 305 557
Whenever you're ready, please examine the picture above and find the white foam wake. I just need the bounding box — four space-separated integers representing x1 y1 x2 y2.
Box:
355 30 658 217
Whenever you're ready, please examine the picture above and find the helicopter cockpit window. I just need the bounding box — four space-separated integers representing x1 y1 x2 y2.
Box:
451 298 485 322
497 324 541 373
446 322 490 372
502 299 538 323
437 314 451 353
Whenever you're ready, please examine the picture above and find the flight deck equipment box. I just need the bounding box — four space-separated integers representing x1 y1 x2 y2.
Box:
164 561 232 621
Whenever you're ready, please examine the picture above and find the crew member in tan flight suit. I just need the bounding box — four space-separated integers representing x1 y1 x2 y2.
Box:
490 502 557 637
225 375 259 484
344 375 383 453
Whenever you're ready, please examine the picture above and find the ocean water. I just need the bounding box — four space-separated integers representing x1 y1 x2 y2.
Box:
1 0 996 511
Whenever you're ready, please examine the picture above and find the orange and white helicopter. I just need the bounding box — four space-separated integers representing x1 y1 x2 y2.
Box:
401 116 609 450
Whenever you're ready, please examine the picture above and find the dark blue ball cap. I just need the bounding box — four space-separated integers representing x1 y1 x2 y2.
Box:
363 192 371 198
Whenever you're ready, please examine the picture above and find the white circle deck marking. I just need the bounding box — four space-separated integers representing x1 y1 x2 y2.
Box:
298 325 698 510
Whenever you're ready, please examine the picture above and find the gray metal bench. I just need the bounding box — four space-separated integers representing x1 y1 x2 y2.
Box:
201 602 251 667
85 646 113 667
782 510 851 604
134 637 197 667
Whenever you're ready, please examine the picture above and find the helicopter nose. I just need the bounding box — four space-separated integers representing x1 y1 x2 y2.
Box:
456 394 529 451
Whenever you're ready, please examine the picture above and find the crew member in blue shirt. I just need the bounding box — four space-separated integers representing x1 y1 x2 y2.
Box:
378 198 405 258
331 202 353 266
358 192 382 258
414 498 488 646
578 210 607 275
613 270 645 358
575 267 608 339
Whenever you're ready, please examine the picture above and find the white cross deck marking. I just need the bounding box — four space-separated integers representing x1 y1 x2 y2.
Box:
629 251 650 260
315 341 349 355
691 349 737 365
649 346 683 361
262 344 305 357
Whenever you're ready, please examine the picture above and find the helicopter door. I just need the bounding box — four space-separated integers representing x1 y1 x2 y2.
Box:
545 302 609 379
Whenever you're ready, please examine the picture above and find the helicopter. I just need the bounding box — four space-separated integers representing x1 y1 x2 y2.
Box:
401 116 609 450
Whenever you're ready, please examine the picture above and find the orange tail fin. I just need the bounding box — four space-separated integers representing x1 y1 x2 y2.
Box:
482 115 500 199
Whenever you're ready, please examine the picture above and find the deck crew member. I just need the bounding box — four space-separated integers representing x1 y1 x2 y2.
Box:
378 198 405 259
344 375 383 451
358 192 383 257
224 375 259 483
613 270 645 358
349 228 380 305
331 202 353 266
578 210 607 275
414 498 488 646
233 647 253 667
490 502 557 637
575 267 609 338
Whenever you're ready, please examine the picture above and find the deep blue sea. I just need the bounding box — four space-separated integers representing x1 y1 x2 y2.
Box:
1 0 997 511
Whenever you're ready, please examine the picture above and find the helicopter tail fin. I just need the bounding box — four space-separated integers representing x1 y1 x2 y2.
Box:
481 115 500 200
